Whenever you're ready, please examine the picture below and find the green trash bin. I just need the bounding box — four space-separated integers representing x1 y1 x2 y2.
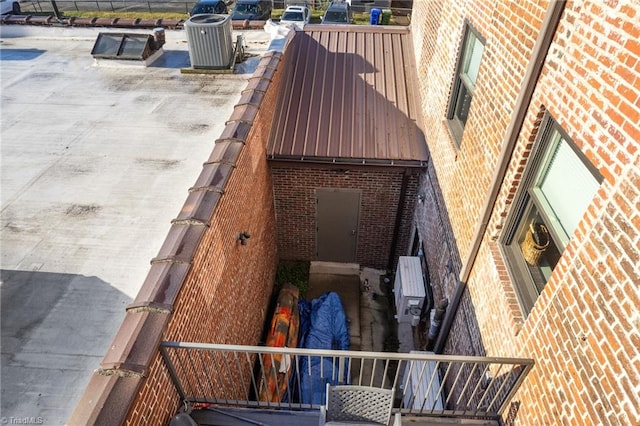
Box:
381 9 391 25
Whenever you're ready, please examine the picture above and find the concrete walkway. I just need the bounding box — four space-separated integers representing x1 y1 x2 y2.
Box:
307 262 362 349
307 261 414 355
307 261 416 388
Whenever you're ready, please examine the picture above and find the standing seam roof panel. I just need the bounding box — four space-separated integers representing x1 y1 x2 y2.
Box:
326 31 340 157
270 32 300 156
346 32 356 158
374 32 387 160
336 32 348 158
354 31 367 159
302 33 321 157
267 26 429 166
393 33 411 160
297 34 315 156
384 33 397 160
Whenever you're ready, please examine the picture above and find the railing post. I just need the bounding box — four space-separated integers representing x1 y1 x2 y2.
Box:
337 356 346 384
49 1 61 19
496 362 535 416
160 346 188 402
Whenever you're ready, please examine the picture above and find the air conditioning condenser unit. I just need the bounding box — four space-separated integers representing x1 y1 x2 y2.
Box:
393 256 425 326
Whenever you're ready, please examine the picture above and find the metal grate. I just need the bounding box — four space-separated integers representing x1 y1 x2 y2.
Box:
326 385 394 424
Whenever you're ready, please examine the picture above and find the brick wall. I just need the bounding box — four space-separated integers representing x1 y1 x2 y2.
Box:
119 56 285 424
271 164 420 270
410 0 639 424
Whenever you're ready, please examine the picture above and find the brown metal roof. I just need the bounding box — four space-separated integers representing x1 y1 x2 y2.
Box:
267 25 429 167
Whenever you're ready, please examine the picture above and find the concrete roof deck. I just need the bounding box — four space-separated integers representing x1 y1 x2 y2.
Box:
0 24 272 424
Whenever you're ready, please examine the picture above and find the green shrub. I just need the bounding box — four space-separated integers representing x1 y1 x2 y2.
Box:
275 260 310 298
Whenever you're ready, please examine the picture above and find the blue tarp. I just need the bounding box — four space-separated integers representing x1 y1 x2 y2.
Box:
297 292 350 405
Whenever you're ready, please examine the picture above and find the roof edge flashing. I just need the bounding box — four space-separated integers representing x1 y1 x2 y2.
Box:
267 155 428 168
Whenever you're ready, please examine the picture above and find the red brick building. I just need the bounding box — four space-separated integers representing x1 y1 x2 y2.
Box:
409 0 639 424
70 27 429 424
267 26 427 270
70 1 639 424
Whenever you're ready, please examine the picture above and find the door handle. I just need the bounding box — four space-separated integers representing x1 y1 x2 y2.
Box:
351 230 356 236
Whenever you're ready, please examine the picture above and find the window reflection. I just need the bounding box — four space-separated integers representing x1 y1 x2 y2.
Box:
516 204 561 295
454 82 472 126
447 24 484 145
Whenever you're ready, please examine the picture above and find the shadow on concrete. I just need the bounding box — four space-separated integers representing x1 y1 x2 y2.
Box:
305 263 398 355
1 269 130 424
233 53 264 75
0 48 46 61
149 49 264 75
148 49 190 69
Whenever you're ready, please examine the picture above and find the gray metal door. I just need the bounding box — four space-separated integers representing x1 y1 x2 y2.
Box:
316 188 360 262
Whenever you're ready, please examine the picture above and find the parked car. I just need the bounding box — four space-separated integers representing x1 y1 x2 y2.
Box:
189 0 228 16
0 0 21 14
321 1 352 24
231 0 272 20
279 5 310 29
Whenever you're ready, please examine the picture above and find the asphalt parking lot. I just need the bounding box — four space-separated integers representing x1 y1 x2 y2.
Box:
1 23 273 424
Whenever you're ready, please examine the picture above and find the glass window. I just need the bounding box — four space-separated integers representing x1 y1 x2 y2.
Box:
120 36 147 58
91 34 123 56
447 23 484 146
533 133 602 244
91 33 153 60
501 115 602 315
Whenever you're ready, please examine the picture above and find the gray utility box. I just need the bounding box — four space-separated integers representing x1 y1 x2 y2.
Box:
184 14 234 69
393 256 425 326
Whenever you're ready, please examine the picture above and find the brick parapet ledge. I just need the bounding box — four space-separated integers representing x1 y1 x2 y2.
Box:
0 14 270 30
67 48 284 425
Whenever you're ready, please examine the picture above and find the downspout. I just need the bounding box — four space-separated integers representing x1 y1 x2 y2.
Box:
433 0 567 354
388 168 411 271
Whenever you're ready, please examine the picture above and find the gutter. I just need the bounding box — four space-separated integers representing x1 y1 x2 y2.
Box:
433 0 567 354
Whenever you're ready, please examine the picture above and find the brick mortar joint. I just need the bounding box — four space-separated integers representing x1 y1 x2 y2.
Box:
96 367 145 379
150 257 192 265
126 305 172 314
188 185 226 193
169 218 209 226
487 241 525 335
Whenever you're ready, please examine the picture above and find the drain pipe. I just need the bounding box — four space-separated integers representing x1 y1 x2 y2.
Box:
388 168 411 271
433 0 567 354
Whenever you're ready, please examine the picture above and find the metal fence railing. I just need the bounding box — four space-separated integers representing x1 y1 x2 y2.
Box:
18 0 195 14
160 342 534 419
15 0 414 16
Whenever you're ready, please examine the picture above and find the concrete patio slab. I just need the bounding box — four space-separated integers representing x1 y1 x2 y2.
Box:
307 268 362 350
